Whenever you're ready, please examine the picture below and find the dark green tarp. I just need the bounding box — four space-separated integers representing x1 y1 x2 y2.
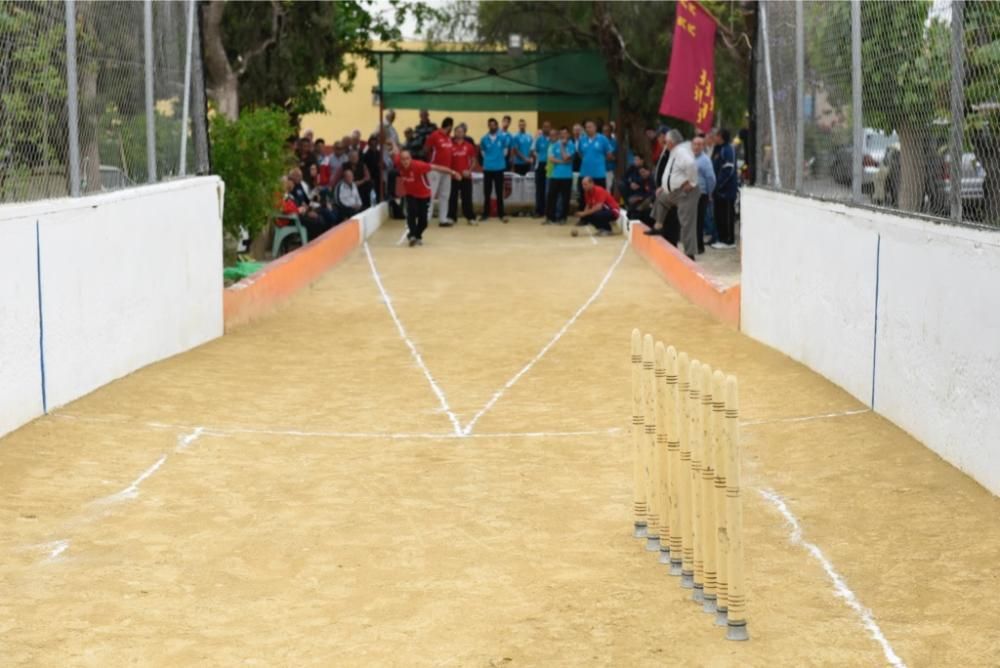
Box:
377 50 614 112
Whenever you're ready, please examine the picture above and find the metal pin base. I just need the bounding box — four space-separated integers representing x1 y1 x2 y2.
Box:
644 536 660 552
680 571 694 588
692 584 704 603
669 559 683 576
658 549 670 564
726 621 749 641
714 607 728 627
633 522 647 539
702 594 717 614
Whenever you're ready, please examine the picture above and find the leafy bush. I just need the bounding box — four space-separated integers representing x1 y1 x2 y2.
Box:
210 107 291 240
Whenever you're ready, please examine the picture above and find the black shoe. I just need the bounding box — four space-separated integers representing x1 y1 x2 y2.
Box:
416 239 424 246
643 228 662 236
408 237 418 247
478 216 489 222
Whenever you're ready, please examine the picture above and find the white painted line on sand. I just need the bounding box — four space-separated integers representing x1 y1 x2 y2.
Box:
396 228 410 245
175 426 205 451
759 488 907 668
741 408 871 427
461 238 630 435
364 242 464 436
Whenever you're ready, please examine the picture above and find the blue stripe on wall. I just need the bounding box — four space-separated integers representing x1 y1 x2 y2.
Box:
871 233 881 409
35 220 48 414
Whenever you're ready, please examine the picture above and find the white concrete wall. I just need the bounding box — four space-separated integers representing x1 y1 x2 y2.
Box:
356 202 388 242
741 188 1000 495
0 218 45 436
0 177 224 435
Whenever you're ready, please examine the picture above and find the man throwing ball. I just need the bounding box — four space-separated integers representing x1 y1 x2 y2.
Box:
393 144 462 247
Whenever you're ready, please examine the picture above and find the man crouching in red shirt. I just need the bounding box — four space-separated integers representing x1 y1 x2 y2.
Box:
572 176 621 237
393 144 462 246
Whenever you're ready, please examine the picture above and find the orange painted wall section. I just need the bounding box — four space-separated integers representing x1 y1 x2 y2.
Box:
630 222 741 328
223 220 361 331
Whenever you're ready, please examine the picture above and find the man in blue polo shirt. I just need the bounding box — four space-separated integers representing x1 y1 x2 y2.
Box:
544 126 576 225
511 118 533 177
480 118 509 222
500 115 513 170
533 120 552 217
577 120 613 209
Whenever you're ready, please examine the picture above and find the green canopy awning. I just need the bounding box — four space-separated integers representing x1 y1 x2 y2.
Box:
377 50 614 112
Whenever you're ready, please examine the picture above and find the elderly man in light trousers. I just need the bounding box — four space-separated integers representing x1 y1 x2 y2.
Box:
645 129 701 260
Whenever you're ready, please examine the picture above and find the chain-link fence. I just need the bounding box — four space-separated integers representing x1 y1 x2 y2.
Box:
0 0 209 205
755 0 1000 229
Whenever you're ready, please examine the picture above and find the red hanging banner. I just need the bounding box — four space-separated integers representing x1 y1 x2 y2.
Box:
658 0 717 132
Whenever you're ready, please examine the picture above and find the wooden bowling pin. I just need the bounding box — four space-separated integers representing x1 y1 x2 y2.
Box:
630 329 647 539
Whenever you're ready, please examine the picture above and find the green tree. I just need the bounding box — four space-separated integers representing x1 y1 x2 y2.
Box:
426 0 754 163
965 1 1000 223
0 1 67 201
209 107 291 243
201 0 439 121
808 0 949 212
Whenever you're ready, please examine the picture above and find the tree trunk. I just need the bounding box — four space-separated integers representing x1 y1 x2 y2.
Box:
200 0 239 120
80 63 101 193
897 125 925 213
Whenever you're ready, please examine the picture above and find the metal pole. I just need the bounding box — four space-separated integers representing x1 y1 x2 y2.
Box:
378 52 385 201
144 0 156 183
759 1 782 188
851 0 863 204
950 0 965 223
64 0 81 197
179 0 195 176
795 0 804 194
191 2 210 174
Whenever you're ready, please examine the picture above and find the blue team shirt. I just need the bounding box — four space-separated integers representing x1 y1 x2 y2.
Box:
578 133 611 178
606 135 619 170
534 134 550 164
512 132 533 165
548 140 576 179
480 132 508 171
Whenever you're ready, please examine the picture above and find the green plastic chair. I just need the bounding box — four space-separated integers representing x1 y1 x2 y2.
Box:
271 213 308 258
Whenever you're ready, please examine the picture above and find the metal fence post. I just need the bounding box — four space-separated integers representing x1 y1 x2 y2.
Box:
795 0 804 194
759 1 782 188
179 0 195 177
64 0 81 197
950 0 965 223
851 0 863 204
191 4 211 174
143 0 156 183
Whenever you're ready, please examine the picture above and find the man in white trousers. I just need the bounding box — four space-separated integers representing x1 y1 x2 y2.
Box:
423 117 456 226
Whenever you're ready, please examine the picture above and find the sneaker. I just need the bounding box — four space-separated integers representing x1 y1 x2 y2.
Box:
467 218 478 226
439 220 454 227
597 230 611 237
541 219 554 226
710 241 727 249
408 237 418 247
643 228 662 236
478 216 489 223
571 228 579 237
501 216 509 223
416 239 424 246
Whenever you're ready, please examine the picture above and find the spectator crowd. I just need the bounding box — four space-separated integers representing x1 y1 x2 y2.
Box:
276 107 742 257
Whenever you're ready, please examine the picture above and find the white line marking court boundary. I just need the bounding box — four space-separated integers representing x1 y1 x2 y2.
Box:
759 488 907 668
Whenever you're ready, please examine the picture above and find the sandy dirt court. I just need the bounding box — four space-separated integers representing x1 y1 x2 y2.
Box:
1 220 999 667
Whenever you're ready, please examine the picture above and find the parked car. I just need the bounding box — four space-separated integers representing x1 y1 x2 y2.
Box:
831 129 898 191
872 142 985 217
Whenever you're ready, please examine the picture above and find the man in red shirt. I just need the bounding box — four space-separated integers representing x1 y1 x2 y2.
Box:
393 144 461 246
571 176 621 237
423 117 455 227
447 124 477 225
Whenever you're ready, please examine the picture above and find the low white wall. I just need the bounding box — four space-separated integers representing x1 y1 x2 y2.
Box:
0 218 44 436
356 201 388 241
0 177 224 435
741 188 1000 495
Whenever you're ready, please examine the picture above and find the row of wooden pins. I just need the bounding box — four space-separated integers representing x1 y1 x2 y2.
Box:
630 329 749 641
